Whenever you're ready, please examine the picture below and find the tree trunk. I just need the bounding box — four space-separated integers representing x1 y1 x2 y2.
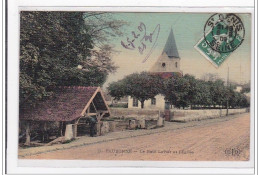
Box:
25 121 30 146
141 100 144 109
226 100 229 116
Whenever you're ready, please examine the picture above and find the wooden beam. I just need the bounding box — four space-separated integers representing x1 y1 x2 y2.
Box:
91 101 98 112
81 88 99 116
96 113 101 122
87 113 98 116
98 87 111 116
96 111 107 122
75 117 81 125
80 87 111 117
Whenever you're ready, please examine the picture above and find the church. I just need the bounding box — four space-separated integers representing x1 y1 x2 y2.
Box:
128 28 183 109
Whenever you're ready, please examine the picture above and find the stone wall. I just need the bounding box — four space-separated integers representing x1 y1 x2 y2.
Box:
172 108 247 117
110 108 160 120
110 107 248 123
171 108 248 122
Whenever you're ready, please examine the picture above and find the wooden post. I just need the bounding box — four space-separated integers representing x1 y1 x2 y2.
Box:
59 122 63 136
65 124 74 140
44 122 49 142
25 121 30 146
73 124 77 138
96 122 102 136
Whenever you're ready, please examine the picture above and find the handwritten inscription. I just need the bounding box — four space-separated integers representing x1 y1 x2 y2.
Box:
121 22 160 63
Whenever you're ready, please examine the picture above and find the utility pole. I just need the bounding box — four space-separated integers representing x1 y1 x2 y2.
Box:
226 66 229 116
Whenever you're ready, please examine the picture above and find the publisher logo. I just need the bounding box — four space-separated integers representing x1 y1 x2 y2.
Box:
225 148 241 156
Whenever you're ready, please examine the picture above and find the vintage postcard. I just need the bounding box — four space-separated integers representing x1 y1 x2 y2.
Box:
17 11 252 162
4 5 255 174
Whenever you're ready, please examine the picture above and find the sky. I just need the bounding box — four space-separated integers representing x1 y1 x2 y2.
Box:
103 13 252 88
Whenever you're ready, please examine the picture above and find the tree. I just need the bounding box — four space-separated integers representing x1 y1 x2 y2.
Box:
107 72 162 108
161 76 190 109
20 12 93 106
208 79 227 108
107 79 127 101
83 12 128 48
194 80 212 108
108 72 249 110
201 73 219 82
20 12 123 107
241 82 250 93
182 74 200 109
228 89 249 108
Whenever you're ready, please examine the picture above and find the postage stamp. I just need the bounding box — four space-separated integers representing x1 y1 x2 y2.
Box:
195 13 245 67
6 6 254 173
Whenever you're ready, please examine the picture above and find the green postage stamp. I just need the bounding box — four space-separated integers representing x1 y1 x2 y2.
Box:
195 13 245 67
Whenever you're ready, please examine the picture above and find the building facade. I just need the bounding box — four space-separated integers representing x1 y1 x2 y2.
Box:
128 28 182 109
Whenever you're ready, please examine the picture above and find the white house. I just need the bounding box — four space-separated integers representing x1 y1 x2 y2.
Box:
128 28 182 110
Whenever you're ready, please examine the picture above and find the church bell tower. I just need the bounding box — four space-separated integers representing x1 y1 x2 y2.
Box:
150 28 182 78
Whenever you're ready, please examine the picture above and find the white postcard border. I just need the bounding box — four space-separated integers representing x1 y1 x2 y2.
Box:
6 2 256 175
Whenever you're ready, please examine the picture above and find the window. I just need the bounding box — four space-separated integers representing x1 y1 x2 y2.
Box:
133 98 138 107
151 98 156 105
175 62 178 68
162 63 166 67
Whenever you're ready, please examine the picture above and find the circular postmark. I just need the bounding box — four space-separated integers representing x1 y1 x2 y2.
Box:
204 13 245 53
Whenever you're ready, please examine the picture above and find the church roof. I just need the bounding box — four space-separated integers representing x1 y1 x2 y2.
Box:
163 28 180 58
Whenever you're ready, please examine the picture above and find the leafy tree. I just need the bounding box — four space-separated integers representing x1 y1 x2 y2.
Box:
201 73 219 82
107 79 127 101
20 12 123 107
228 89 249 108
239 94 250 107
161 76 190 109
83 12 128 48
208 79 227 108
108 72 250 110
241 82 250 93
194 80 212 108
107 72 162 108
182 74 200 109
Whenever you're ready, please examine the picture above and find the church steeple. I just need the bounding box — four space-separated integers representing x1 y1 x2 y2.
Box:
163 28 180 58
149 27 182 76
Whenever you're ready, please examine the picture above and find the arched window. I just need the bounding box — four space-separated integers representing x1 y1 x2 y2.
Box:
162 63 166 67
175 62 178 68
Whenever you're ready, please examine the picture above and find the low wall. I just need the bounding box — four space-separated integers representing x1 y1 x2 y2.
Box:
172 108 247 118
110 108 160 120
110 108 160 115
171 108 248 122
109 108 248 122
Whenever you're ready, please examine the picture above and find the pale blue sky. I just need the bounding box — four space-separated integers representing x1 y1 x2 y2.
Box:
104 13 252 87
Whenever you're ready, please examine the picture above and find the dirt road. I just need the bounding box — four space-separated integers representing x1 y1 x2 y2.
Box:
22 113 250 161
